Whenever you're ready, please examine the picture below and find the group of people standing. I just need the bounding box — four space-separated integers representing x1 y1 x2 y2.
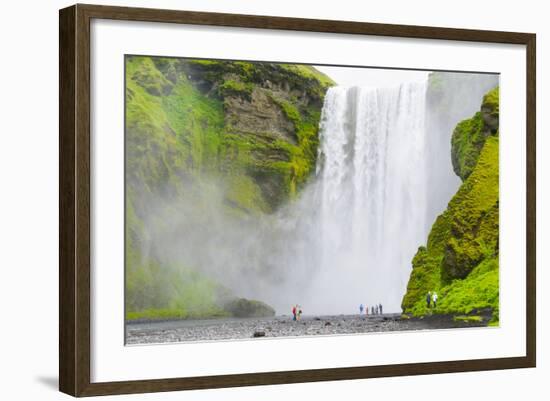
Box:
291 304 303 321
359 303 383 316
426 291 438 308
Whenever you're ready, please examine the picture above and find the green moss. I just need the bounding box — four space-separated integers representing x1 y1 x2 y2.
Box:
218 79 255 100
482 86 500 117
268 96 321 197
402 137 499 317
129 56 174 96
279 64 335 89
402 87 499 322
125 55 332 318
126 308 229 321
438 257 499 316
443 137 499 279
218 131 287 212
451 112 485 180
184 59 333 104
125 259 230 321
451 86 499 180
453 315 484 323
126 56 232 319
125 56 225 198
126 309 186 321
175 57 333 210
223 174 270 214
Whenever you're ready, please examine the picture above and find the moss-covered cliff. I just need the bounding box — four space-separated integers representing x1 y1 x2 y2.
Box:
451 87 499 180
401 86 499 323
125 56 333 320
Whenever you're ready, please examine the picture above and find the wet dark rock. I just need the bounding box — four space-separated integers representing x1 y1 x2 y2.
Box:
223 298 276 318
253 331 266 338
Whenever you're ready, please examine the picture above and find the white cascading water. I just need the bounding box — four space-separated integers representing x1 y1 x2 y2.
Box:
139 72 498 317
300 82 429 313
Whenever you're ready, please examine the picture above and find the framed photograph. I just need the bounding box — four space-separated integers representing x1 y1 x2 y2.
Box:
59 4 536 397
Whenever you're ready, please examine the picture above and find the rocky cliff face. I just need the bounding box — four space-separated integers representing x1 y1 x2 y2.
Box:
423 72 499 230
181 60 333 209
125 56 333 319
401 86 499 323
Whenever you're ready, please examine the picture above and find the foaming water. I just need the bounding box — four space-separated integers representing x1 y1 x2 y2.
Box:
136 73 498 317
295 83 429 313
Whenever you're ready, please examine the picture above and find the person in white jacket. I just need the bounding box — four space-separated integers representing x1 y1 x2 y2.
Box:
432 292 438 308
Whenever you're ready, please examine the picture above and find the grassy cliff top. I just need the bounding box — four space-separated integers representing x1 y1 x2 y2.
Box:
182 59 335 103
279 64 336 88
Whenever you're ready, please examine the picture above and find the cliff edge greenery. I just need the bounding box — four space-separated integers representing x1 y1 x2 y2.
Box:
401 86 500 324
125 56 334 320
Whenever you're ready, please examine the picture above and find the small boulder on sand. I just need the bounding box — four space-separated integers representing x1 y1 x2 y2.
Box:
223 298 276 318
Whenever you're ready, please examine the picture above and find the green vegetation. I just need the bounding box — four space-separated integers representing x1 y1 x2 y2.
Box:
125 56 225 195
125 56 333 321
183 58 333 204
482 86 500 117
279 64 335 96
269 95 322 196
184 59 334 104
453 315 484 323
126 308 229 321
218 79 255 100
451 86 499 180
402 86 500 324
439 257 499 316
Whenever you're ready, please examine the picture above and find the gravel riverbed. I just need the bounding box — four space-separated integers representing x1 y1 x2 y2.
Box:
126 314 489 345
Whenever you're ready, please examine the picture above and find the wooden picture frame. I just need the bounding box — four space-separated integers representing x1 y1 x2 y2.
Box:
59 3 536 397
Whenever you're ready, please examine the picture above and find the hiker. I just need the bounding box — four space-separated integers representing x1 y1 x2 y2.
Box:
375 305 379 315
359 304 364 315
292 305 297 321
365 305 369 316
379 303 383 315
426 291 432 308
371 306 375 315
297 305 303 321
432 292 438 308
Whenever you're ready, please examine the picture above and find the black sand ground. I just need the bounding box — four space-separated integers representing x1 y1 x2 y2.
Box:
125 313 489 345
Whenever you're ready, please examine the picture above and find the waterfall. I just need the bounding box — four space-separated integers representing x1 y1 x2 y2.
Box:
301 82 429 313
